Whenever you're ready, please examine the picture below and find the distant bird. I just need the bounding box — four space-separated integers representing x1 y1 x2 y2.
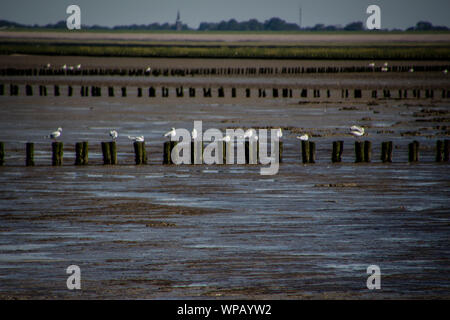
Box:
109 130 118 141
62 64 67 70
45 127 62 140
76 64 81 70
164 127 176 139
68 66 74 71
128 135 144 142
296 134 309 141
146 67 151 72
383 62 389 67
244 128 258 141
444 69 448 75
409 68 414 73
191 128 198 140
350 125 365 138
276 128 283 139
381 67 388 72
220 135 231 142
368 62 375 68
46 63 51 68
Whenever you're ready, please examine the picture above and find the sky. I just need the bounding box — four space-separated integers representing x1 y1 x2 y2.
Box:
1 0 450 29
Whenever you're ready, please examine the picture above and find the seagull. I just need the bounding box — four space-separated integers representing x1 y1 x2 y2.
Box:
76 64 81 70
276 128 283 139
164 127 176 139
368 62 375 68
62 64 67 70
383 62 389 67
409 68 414 73
46 63 51 68
45 127 62 140
128 135 144 142
146 67 151 72
350 125 365 138
381 67 388 72
220 135 231 142
296 134 309 141
68 66 74 71
109 130 118 141
191 128 198 140
444 69 448 75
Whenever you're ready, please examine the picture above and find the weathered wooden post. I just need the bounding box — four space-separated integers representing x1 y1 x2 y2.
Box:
121 87 127 97
109 141 117 165
101 142 111 164
133 141 147 164
278 141 283 164
54 85 60 96
245 88 251 98
191 141 203 164
245 141 258 164
381 141 393 163
332 141 343 163
189 87 195 97
355 141 364 162
444 140 450 162
68 86 73 97
0 84 4 96
149 87 156 97
218 87 224 98
26 142 35 166
364 141 372 162
137 87 142 97
309 141 316 163
408 140 419 162
163 141 178 164
52 142 63 166
301 140 310 163
231 88 236 98
75 142 88 165
26 84 33 96
108 86 114 97
0 142 4 165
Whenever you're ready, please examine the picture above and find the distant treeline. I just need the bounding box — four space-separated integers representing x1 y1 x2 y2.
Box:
0 18 448 32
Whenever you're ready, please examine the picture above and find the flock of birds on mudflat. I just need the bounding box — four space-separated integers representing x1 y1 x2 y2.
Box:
44 126 366 142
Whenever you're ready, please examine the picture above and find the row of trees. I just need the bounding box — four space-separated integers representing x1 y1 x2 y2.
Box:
0 18 448 32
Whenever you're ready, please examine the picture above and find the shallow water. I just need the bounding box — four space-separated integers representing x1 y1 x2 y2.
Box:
0 75 449 299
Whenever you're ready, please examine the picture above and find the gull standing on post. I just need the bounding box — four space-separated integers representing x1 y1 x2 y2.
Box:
109 130 118 141
128 135 144 142
244 128 258 141
296 134 309 141
45 127 62 141
191 128 198 140
276 128 283 139
164 127 176 139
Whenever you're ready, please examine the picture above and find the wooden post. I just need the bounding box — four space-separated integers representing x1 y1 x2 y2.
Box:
381 141 393 163
52 142 63 166
444 140 450 162
0 84 4 96
436 140 444 162
163 141 178 164
0 142 4 165
108 87 114 97
75 142 88 165
121 87 127 97
191 141 203 164
75 142 83 165
133 141 146 165
332 141 343 163
26 84 33 96
309 141 316 163
68 86 73 97
245 141 258 164
137 87 142 97
109 141 117 165
364 141 372 162
101 142 111 164
278 141 283 164
355 141 364 163
54 85 60 96
408 141 419 162
301 140 310 163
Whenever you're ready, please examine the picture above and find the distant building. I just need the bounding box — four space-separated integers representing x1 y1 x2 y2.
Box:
175 10 182 31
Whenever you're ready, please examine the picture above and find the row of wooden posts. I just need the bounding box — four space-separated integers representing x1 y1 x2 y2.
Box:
1 64 449 77
2 84 450 100
0 140 449 166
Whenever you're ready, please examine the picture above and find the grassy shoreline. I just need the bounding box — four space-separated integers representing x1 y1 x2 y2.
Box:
1 43 449 60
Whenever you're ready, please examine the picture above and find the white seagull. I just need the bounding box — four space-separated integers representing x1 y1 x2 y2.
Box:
296 134 309 141
350 125 365 138
276 128 283 139
243 128 258 141
383 62 389 67
164 127 176 139
220 135 231 142
191 128 198 140
46 127 62 140
62 64 67 70
76 64 81 70
444 69 448 75
128 135 144 142
368 62 375 68
146 67 151 72
409 68 414 73
109 130 118 141
46 63 51 68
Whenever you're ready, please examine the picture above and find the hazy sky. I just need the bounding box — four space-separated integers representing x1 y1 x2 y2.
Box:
1 0 449 29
